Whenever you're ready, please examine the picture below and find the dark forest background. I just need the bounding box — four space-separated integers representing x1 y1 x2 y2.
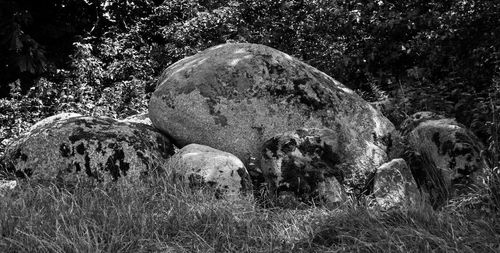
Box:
1 0 499 158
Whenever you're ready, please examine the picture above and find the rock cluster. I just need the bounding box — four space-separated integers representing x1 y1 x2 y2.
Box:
0 44 488 209
148 43 396 190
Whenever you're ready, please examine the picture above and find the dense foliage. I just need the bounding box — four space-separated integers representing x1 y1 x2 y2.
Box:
0 0 499 159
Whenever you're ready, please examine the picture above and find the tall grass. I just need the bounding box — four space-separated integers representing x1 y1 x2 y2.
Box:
1 173 499 253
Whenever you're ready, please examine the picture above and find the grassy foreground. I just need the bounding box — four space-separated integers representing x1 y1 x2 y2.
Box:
0 175 499 253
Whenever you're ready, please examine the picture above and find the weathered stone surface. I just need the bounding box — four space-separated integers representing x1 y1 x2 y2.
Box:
0 180 17 196
261 128 348 204
29 112 83 130
399 111 445 135
1 113 175 186
168 144 252 198
372 158 420 210
120 112 153 126
149 43 396 187
401 112 487 205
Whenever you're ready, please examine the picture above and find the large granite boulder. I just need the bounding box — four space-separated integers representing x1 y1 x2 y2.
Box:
167 144 252 198
149 43 397 186
0 113 175 186
400 112 487 206
260 128 348 204
372 158 421 210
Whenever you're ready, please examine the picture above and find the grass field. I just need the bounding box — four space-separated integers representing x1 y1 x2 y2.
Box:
1 174 499 253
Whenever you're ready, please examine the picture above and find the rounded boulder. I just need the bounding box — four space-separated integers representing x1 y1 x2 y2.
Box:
149 43 396 180
402 112 487 205
167 144 252 198
1 113 175 186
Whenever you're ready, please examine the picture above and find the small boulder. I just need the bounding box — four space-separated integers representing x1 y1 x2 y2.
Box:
261 128 347 205
401 112 487 206
1 113 175 186
372 158 421 210
167 144 252 198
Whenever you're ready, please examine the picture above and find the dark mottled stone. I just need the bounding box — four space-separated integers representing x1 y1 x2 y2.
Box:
441 140 454 155
2 114 174 186
401 112 487 207
75 161 82 172
59 143 71 157
13 149 28 162
188 174 205 188
84 154 93 178
76 143 85 155
237 167 252 192
104 148 129 180
261 128 347 204
432 132 441 150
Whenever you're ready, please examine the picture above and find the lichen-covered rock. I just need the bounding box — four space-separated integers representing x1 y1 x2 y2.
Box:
168 144 252 198
0 114 84 158
401 112 487 205
261 128 348 204
149 43 396 187
372 159 421 210
1 113 175 186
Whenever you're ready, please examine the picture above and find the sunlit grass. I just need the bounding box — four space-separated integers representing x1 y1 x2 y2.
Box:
0 172 499 253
